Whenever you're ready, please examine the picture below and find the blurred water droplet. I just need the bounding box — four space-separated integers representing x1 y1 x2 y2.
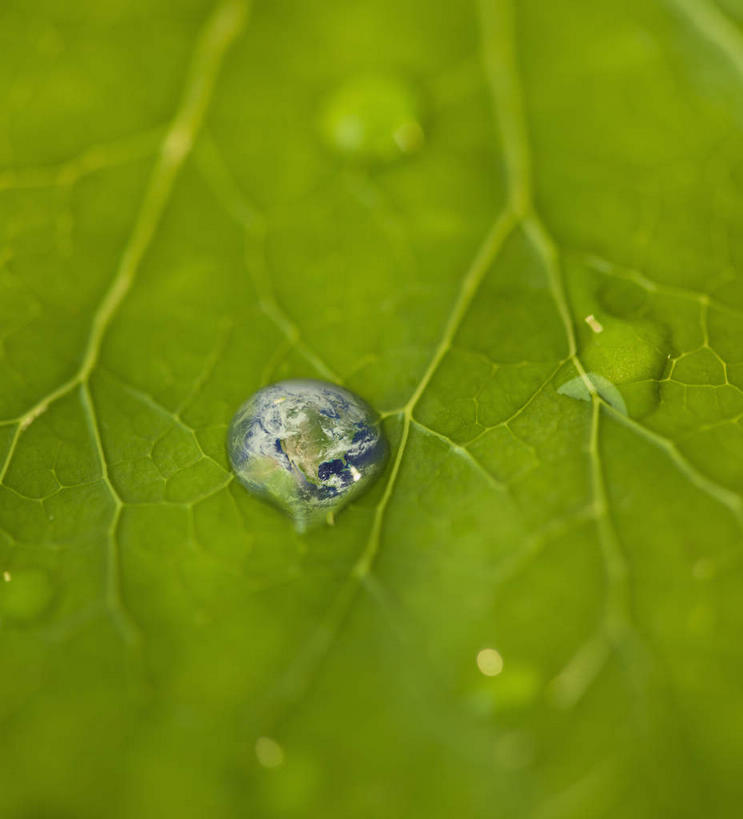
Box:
0 568 54 623
255 736 285 769
228 380 388 532
319 73 424 163
476 647 504 677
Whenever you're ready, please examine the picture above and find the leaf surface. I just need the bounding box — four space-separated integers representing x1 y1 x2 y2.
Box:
1 0 743 816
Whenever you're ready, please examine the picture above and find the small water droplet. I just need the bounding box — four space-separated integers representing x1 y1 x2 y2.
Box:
255 736 285 768
228 380 388 532
476 647 504 677
319 73 425 163
0 568 54 623
558 372 628 415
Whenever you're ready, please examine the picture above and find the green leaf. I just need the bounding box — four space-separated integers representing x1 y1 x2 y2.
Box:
1 0 743 816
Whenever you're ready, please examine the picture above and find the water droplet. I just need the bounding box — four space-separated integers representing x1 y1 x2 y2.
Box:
255 736 285 769
561 316 670 416
476 647 504 677
0 568 54 623
319 73 424 163
558 372 628 415
228 380 388 532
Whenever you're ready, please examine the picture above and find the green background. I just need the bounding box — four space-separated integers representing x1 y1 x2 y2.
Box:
2 0 743 816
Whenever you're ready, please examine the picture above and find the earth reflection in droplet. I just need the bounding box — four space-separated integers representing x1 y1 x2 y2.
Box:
227 380 388 531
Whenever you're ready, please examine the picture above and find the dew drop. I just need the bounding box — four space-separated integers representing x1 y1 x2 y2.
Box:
558 372 628 415
255 736 285 769
0 568 54 623
227 380 388 532
319 73 425 163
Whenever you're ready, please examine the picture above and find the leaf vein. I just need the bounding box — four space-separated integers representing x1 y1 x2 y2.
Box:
668 0 743 79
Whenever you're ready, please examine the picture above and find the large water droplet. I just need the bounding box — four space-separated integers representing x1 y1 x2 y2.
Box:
0 568 54 623
319 73 424 163
227 380 388 532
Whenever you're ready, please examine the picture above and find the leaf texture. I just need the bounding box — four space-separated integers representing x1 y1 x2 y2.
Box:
1 0 743 816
